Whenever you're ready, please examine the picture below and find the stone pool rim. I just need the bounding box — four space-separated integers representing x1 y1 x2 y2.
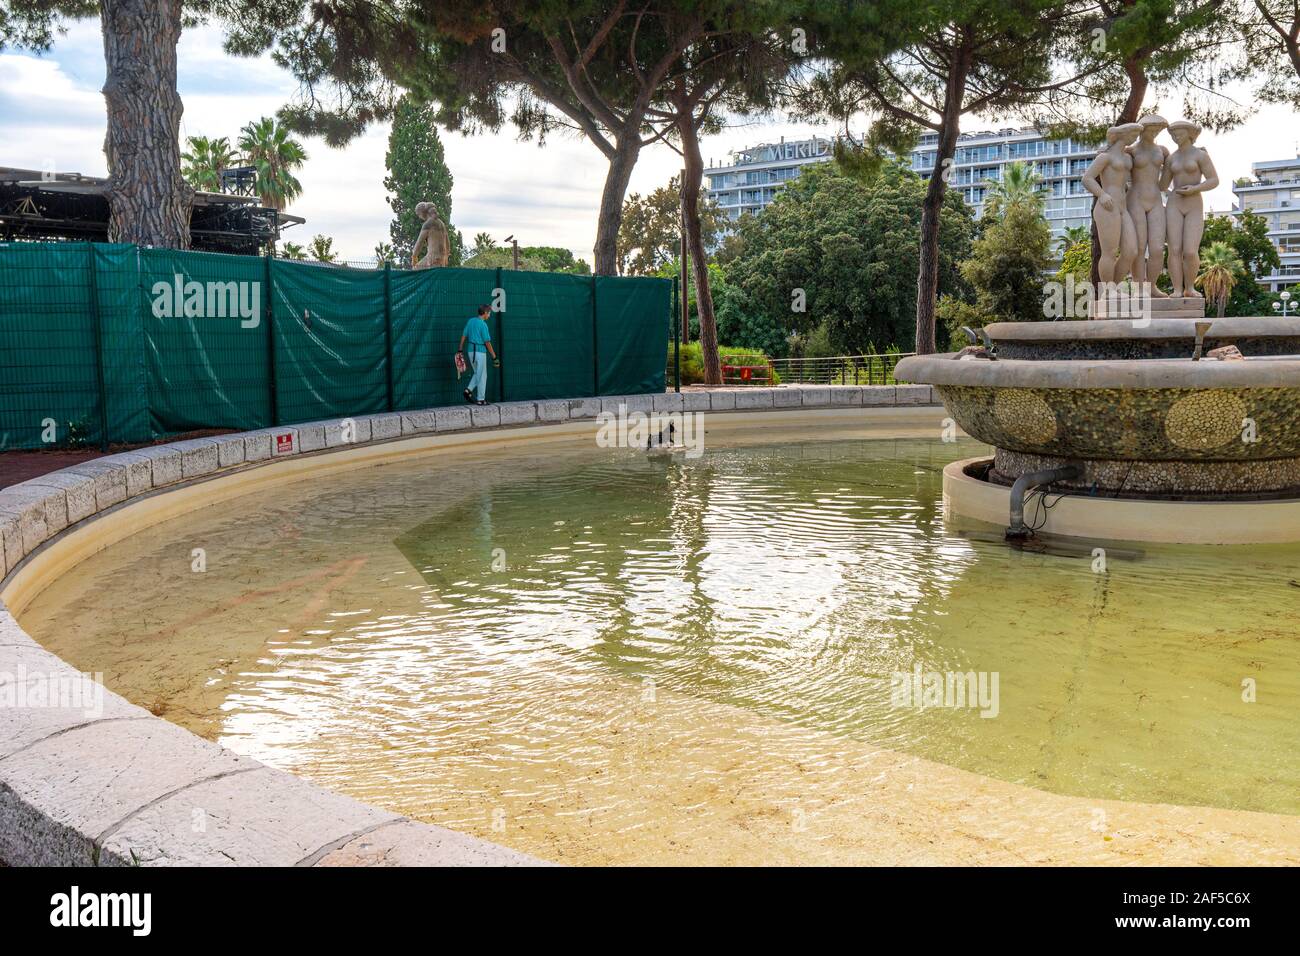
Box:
0 385 939 867
894 351 1300 388
983 315 1300 344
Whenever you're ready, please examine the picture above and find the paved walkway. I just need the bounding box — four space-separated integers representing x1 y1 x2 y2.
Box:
0 430 237 491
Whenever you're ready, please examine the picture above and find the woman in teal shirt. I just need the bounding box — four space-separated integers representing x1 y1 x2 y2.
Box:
459 305 500 404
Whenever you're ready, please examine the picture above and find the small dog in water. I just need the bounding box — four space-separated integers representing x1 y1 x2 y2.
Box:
646 420 686 458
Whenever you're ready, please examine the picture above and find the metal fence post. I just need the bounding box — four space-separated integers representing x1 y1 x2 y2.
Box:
383 261 395 411
671 276 680 393
494 266 505 402
264 253 278 426
590 274 600 396
86 241 110 451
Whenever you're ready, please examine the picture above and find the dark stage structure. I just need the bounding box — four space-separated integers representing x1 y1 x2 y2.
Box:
0 167 304 255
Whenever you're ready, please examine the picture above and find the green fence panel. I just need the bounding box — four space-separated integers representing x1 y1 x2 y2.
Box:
96 244 151 444
595 275 671 396
0 242 101 450
140 247 269 436
0 244 671 450
499 270 594 402
271 259 388 424
390 267 497 410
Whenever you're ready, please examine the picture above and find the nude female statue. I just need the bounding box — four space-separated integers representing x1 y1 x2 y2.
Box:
1082 123 1142 285
1165 120 1219 298
411 202 450 269
1126 114 1170 295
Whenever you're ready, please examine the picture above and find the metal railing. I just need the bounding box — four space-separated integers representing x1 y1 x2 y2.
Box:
769 352 914 386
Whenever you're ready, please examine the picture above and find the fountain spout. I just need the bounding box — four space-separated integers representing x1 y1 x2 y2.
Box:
1192 322 1213 361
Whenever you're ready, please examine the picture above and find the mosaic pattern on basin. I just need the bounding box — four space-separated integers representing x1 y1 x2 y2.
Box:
990 448 1300 497
937 385 1300 466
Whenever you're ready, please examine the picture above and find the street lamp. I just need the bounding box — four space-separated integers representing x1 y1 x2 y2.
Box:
1273 289 1295 318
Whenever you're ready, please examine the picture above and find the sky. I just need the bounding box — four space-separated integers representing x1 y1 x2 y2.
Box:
2 19 1297 263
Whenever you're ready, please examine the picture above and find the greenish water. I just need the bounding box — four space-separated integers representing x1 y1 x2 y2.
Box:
22 432 1300 823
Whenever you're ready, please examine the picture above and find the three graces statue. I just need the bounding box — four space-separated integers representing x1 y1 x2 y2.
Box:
1081 115 1219 301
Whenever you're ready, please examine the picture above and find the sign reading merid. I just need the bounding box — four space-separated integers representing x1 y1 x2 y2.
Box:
274 432 295 455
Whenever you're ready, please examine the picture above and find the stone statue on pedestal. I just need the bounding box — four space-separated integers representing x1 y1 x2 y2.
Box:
1083 116 1217 319
411 202 450 269
1082 123 1141 285
1127 114 1170 296
1165 120 1219 299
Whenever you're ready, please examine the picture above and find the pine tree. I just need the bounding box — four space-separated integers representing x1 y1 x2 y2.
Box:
383 96 460 265
960 201 1054 325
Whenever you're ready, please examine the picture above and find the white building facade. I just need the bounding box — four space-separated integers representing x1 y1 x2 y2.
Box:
704 135 849 220
1229 156 1300 293
908 128 1096 243
704 127 1098 246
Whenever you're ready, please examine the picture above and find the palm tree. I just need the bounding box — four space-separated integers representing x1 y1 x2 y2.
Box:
279 242 307 261
1056 224 1089 255
181 135 239 192
1195 241 1243 318
238 117 307 211
473 232 497 255
308 235 337 263
984 161 1043 216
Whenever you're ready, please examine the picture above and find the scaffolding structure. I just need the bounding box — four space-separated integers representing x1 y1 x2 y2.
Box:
0 167 303 255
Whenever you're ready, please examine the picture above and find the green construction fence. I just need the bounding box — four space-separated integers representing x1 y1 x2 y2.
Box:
0 242 672 450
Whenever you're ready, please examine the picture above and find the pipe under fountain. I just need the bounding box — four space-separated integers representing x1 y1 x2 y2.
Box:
1006 465 1080 540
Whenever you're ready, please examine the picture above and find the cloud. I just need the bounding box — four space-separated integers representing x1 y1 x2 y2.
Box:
176 26 292 97
0 55 104 128
0 55 107 176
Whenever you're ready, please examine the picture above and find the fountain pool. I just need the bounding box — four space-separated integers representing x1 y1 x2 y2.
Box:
16 420 1300 865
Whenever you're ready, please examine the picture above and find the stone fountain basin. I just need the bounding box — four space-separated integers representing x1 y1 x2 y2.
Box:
894 353 1300 463
986 316 1300 360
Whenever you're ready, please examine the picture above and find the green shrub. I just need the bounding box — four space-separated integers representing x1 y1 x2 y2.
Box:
714 280 789 358
666 342 779 385
1055 238 1091 284
802 322 837 359
936 295 989 351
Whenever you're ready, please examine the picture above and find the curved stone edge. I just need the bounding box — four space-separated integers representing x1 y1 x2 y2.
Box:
984 315 1300 342
0 612 548 867
895 352 1300 389
942 457 1300 544
0 385 936 868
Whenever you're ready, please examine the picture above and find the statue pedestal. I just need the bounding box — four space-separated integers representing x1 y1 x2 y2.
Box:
1088 295 1206 320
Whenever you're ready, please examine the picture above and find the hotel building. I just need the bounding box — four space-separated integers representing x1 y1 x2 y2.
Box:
1228 155 1300 293
704 127 1099 246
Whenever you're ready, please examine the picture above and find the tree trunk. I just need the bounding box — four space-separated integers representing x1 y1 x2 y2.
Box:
100 0 192 247
1119 56 1149 124
916 152 949 355
916 55 968 355
677 115 722 385
1281 24 1300 80
593 136 641 275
